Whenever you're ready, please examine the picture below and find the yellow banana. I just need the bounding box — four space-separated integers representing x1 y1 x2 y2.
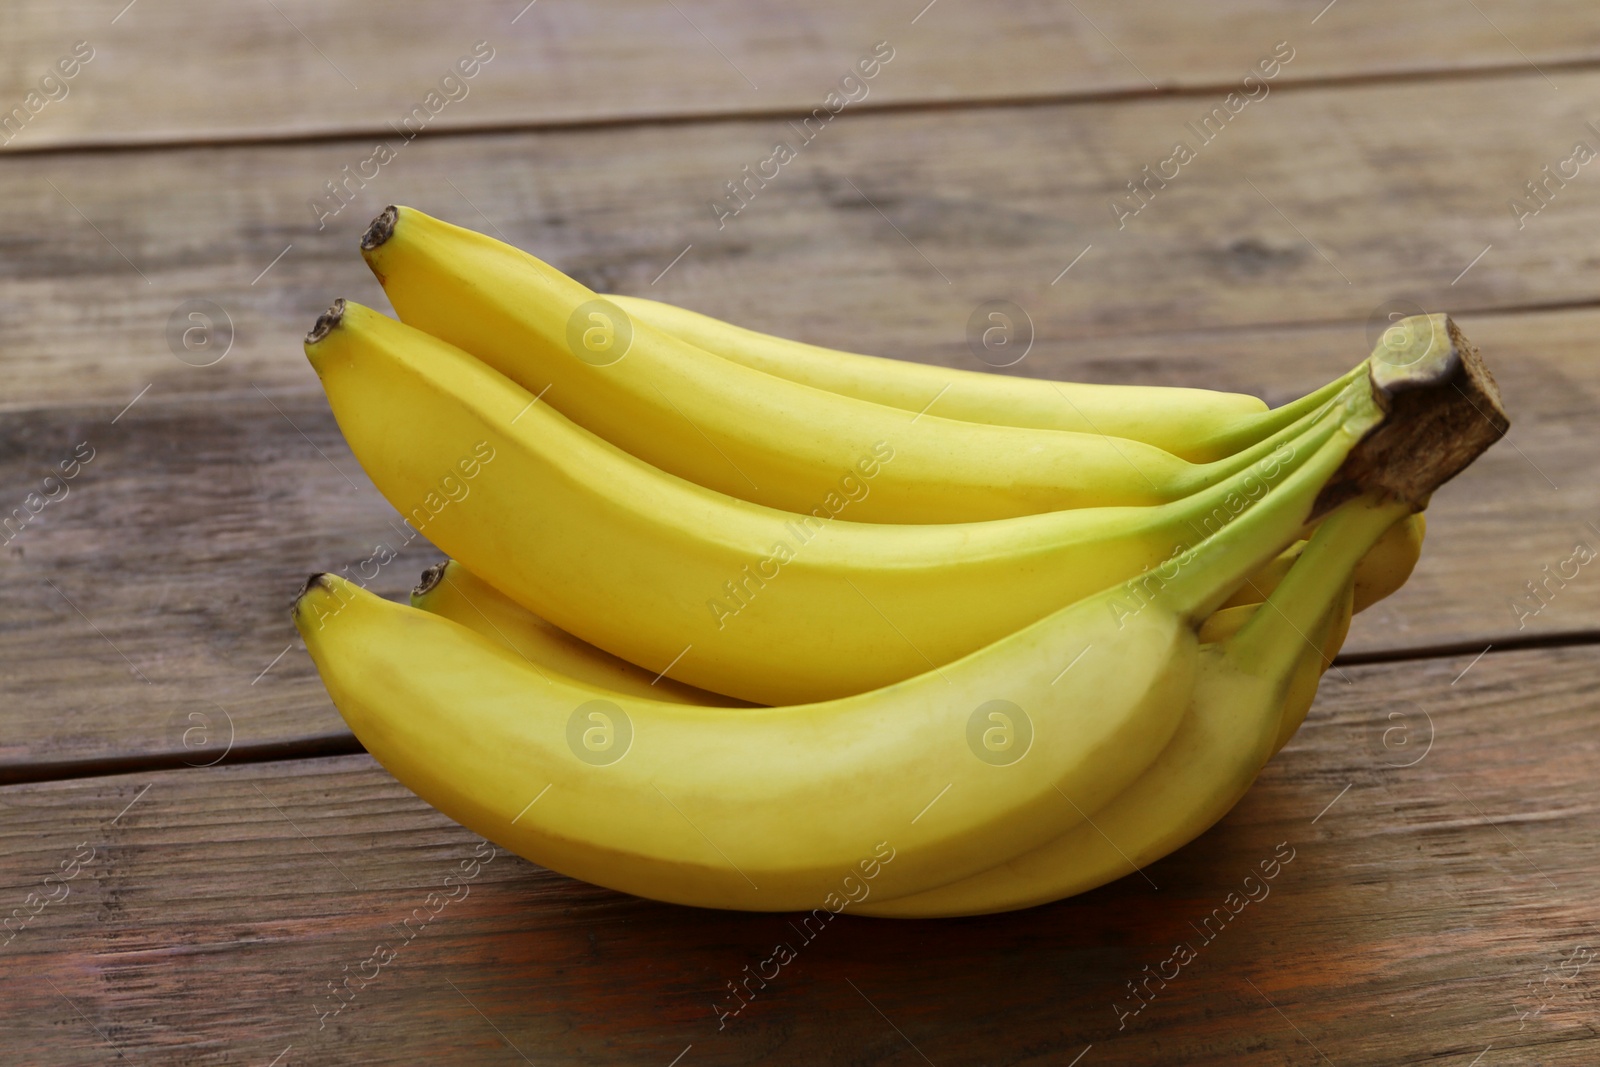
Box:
294 427 1373 912
306 300 1378 705
410 561 749 706
359 206 1362 523
415 507 1418 720
857 496 1407 918
604 292 1354 463
1352 511 1425 611
421 556 1349 769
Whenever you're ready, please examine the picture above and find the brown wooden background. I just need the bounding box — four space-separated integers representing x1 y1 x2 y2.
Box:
3 2 1598 1063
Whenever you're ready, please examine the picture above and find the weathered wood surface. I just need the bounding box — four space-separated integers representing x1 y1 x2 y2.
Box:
4 2 1599 1062
0 392 409 776
5 1 1600 152
10 68 1600 411
6 67 1600 764
0 645 1594 1065
1 306 1592 771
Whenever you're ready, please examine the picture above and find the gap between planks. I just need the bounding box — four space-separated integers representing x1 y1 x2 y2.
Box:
9 297 1600 420
6 56 1600 162
6 632 1600 789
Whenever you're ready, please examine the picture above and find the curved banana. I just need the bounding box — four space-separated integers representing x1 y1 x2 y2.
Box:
359 206 1360 523
294 432 1367 911
857 496 1409 918
604 292 1356 463
434 560 1359 760
416 505 1419 718
411 561 750 706
306 300 1381 705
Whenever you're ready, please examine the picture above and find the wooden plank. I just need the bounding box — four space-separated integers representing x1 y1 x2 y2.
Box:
0 392 416 772
5 1 1600 152
0 304 1590 767
4 69 1600 409
0 645 1594 1064
6 65 1600 762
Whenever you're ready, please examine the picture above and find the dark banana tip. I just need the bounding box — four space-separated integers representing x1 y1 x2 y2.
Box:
293 573 332 613
305 298 346 345
361 206 399 252
414 561 449 599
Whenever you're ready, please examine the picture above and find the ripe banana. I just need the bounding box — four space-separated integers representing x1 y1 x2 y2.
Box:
421 551 1356 758
411 561 749 707
413 495 1410 887
426 546 1359 756
295 421 1374 911
359 206 1359 523
306 300 1379 705
603 292 1359 463
414 505 1419 720
856 496 1408 918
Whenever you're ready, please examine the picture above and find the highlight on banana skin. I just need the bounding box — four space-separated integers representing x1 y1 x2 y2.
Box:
294 204 1507 917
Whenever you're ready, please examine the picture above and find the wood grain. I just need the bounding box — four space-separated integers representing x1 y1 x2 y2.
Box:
5 1 1600 152
6 67 1600 410
0 645 1593 1065
0 392 417 774
3 2 1594 1061
1 306 1592 767
5 65 1600 763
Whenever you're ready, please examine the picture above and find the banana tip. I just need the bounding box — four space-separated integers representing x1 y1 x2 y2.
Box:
293 573 333 615
414 561 448 600
305 299 346 346
361 206 399 252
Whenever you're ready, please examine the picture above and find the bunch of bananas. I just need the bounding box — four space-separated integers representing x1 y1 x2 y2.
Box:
294 206 1506 917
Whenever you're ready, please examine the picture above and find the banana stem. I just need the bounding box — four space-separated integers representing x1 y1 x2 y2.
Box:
1222 495 1411 680
1177 370 1357 496
1137 390 1379 627
1148 388 1351 556
1152 312 1509 633
1188 361 1368 462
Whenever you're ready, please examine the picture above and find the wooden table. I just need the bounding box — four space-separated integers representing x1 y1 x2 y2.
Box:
4 3 1598 1063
